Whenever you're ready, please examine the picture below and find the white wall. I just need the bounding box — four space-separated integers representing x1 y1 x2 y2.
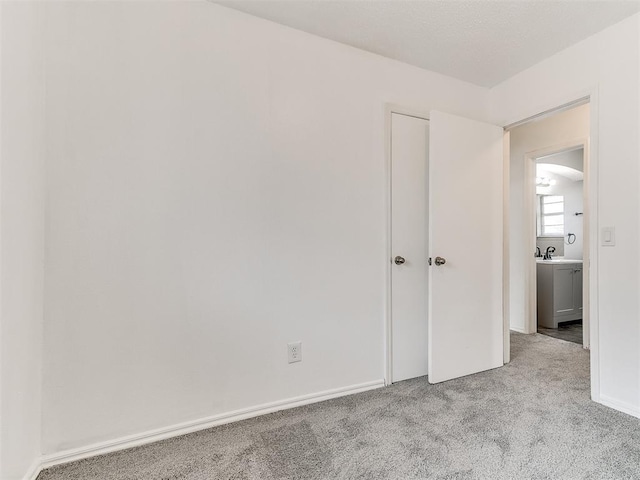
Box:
41 2 490 454
507 105 589 333
0 2 45 479
491 13 640 413
16 0 638 465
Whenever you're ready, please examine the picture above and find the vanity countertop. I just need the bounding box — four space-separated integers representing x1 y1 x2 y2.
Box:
536 258 583 264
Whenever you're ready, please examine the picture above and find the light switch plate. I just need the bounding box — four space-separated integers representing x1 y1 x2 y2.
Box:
601 227 615 246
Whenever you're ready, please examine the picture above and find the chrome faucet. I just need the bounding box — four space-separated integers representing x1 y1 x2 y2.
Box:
535 246 542 258
543 246 556 260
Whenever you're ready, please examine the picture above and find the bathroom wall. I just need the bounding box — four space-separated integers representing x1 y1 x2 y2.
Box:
536 166 584 260
536 236 564 257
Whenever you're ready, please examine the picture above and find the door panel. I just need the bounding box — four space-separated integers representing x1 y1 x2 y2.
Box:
428 110 503 384
573 267 583 313
391 113 429 383
553 266 575 315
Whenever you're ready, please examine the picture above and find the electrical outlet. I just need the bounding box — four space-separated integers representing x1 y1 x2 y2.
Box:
288 341 302 364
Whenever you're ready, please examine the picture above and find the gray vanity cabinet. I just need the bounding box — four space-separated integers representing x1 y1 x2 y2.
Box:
537 262 583 328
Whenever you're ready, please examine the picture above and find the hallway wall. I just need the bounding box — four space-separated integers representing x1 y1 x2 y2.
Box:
491 13 640 416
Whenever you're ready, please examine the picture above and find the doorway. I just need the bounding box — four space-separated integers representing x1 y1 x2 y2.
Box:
533 147 587 346
506 100 592 355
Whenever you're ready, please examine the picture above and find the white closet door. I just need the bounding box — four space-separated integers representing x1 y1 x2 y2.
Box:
391 113 429 383
428 110 504 384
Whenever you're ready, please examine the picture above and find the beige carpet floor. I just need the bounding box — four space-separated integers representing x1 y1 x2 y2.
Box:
38 333 640 479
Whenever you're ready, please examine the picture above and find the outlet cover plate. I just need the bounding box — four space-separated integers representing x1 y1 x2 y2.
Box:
288 341 302 364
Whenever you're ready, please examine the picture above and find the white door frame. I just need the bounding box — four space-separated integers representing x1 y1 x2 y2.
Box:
504 91 600 402
384 104 511 383
524 139 590 347
384 104 430 386
503 131 511 364
384 91 601 402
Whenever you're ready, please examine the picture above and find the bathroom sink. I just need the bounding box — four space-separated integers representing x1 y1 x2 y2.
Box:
536 258 583 264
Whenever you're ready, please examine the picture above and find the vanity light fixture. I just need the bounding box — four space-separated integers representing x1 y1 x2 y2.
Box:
536 176 556 187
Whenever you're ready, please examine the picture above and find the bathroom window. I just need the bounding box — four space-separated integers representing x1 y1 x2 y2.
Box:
539 195 564 236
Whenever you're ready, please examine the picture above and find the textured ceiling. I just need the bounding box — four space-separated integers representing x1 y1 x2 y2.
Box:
213 0 640 87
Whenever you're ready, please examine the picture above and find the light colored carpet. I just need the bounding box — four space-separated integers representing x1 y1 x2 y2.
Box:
39 333 640 479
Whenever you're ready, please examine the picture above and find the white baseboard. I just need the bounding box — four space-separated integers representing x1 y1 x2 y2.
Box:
598 394 640 419
35 379 384 475
23 459 42 480
510 327 528 334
